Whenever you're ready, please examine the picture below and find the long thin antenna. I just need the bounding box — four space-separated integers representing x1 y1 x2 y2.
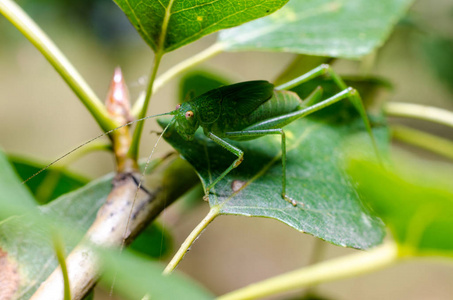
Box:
22 111 176 184
109 117 176 298
122 117 176 247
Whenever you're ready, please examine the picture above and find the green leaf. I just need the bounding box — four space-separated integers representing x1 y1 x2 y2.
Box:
9 154 88 204
219 0 414 58
0 149 36 211
113 0 289 52
158 103 388 249
129 222 173 259
348 156 453 258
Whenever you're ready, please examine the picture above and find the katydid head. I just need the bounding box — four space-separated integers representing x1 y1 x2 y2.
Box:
174 102 199 141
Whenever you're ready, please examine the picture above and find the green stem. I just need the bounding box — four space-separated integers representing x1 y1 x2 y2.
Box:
131 43 224 117
52 232 71 300
391 125 453 161
384 102 453 129
217 243 400 300
163 206 220 275
0 0 117 132
129 52 163 160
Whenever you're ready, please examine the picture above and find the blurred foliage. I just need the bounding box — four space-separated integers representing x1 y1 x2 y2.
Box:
99 248 214 300
419 35 453 96
15 0 137 43
398 8 453 97
0 149 36 218
9 154 88 204
348 155 453 258
129 222 173 259
179 71 230 104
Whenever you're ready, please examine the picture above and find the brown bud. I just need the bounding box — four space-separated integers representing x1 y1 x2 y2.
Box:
105 67 133 125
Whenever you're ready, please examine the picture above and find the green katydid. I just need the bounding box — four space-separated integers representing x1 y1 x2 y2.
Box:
165 64 378 206
24 64 378 207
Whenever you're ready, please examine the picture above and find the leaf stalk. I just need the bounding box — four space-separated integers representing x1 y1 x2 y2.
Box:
217 243 400 300
163 206 220 275
384 102 453 129
129 51 164 160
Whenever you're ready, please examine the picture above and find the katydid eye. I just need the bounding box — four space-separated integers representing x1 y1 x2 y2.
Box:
185 111 194 119
176 104 181 110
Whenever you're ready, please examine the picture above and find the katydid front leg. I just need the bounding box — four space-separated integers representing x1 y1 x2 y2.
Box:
205 132 244 200
207 129 298 206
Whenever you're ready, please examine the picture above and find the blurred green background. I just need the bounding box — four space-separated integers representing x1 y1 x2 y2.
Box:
1 0 453 299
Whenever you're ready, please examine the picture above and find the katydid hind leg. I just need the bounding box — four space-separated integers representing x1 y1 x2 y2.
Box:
275 64 380 158
225 129 299 207
299 86 323 109
244 88 353 132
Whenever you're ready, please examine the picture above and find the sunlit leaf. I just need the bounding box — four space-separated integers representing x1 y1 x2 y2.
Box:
114 0 289 52
219 0 414 58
